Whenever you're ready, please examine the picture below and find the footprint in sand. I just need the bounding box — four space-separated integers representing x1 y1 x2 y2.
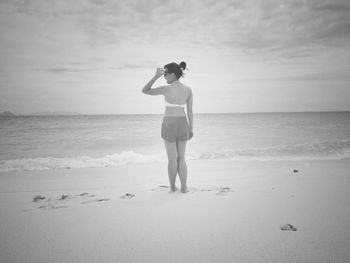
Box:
57 193 95 202
39 204 69 210
199 188 213 192
152 185 194 193
120 193 135 199
186 186 230 194
78 193 95 198
58 193 108 204
216 186 233 195
152 185 169 191
24 203 68 212
28 192 108 210
59 194 71 200
82 198 110 204
79 192 92 197
33 195 46 202
152 185 232 194
152 185 232 195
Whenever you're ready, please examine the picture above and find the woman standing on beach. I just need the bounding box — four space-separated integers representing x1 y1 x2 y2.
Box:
142 62 193 193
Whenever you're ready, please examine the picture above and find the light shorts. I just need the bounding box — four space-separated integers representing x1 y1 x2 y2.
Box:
161 116 190 142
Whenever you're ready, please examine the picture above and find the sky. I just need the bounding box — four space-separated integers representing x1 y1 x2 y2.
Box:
0 0 350 114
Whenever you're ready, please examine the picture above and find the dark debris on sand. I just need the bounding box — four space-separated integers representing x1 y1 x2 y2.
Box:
280 224 298 231
33 195 46 202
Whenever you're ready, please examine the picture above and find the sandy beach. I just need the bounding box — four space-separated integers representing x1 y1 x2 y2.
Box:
1 159 350 263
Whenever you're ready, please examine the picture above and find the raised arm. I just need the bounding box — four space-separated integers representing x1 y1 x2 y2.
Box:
142 68 166 96
187 88 194 139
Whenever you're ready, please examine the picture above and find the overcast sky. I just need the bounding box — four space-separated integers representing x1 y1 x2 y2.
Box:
1 0 350 114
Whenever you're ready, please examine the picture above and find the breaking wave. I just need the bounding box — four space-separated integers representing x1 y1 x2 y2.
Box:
0 151 166 172
196 140 350 161
1 140 350 172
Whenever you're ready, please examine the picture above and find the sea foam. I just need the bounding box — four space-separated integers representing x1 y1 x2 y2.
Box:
197 140 350 161
1 140 350 172
0 151 166 172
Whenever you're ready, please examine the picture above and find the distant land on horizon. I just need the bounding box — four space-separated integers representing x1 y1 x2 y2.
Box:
26 111 82 116
0 111 16 116
0 111 82 116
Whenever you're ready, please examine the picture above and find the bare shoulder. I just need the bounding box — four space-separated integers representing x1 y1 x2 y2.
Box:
184 84 193 97
181 82 191 89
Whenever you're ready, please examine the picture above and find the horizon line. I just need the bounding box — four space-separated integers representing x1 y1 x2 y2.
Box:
2 110 350 116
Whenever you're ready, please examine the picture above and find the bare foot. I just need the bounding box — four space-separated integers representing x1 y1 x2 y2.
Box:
181 187 189 193
170 187 178 192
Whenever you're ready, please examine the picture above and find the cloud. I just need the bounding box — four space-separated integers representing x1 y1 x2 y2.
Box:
315 1 350 12
232 70 350 83
1 0 350 57
221 0 350 54
48 67 97 73
86 0 350 56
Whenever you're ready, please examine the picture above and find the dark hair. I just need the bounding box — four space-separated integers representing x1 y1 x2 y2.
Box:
164 61 187 79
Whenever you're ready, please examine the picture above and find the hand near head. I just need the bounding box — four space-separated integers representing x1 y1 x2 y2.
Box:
154 67 164 78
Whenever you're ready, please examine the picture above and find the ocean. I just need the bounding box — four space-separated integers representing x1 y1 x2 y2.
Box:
1 112 350 172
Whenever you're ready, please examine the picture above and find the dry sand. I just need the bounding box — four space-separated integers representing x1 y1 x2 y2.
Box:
1 159 350 263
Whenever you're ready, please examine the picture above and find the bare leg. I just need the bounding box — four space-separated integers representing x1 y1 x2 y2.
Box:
163 140 178 191
176 140 188 193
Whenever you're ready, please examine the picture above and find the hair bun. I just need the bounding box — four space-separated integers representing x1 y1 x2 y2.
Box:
179 61 186 70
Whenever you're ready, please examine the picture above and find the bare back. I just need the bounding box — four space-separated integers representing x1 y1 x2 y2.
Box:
163 81 191 117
